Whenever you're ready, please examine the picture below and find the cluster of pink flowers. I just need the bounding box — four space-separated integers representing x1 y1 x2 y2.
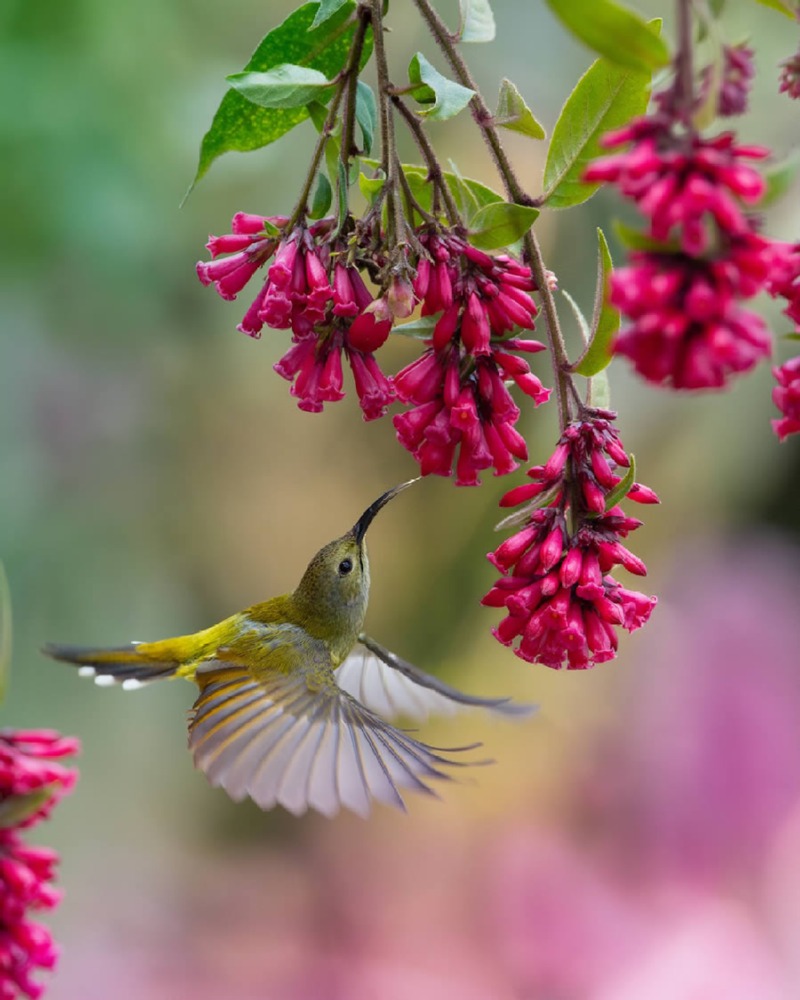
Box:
0 730 79 1000
482 410 657 669
198 217 550 479
779 42 800 100
584 121 780 390
392 232 548 485
699 44 755 118
198 214 396 420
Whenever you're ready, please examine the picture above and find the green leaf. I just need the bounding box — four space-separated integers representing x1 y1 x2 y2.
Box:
309 172 333 218
358 169 385 204
408 53 475 121
0 787 57 831
355 80 377 155
760 157 800 208
468 202 539 250
542 34 655 208
545 0 670 73
192 2 368 189
603 454 636 511
588 368 611 409
574 228 619 376
612 219 679 253
459 0 496 42
227 65 334 110
495 79 546 140
310 0 350 29
0 562 9 704
754 0 797 16
392 315 438 339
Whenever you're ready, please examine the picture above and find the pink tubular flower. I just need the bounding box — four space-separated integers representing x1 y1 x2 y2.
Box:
584 126 767 256
699 44 755 117
772 356 800 441
767 242 800 329
482 410 657 669
610 244 776 389
0 730 79 1000
392 230 547 484
779 44 800 100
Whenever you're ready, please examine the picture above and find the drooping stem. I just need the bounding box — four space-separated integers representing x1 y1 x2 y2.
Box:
288 10 371 229
392 95 461 225
410 0 575 429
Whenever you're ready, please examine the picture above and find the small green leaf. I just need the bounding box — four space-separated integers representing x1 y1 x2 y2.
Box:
309 172 333 218
408 53 475 121
310 0 350 29
574 228 619 377
355 80 377 155
468 202 539 250
459 0 496 42
588 369 611 409
0 787 56 831
0 562 9 704
192 3 369 189
612 219 679 253
495 78 546 140
603 454 636 511
754 0 797 16
392 315 438 339
560 288 592 345
227 65 334 110
760 157 800 208
542 33 655 208
786 331 800 342
545 0 670 73
358 170 385 204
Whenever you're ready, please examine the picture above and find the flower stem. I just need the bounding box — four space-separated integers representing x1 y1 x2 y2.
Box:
411 0 574 429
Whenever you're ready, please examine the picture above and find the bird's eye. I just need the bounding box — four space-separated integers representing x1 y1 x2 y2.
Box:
338 558 353 576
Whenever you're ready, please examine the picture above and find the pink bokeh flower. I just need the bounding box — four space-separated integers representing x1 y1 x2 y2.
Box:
483 410 657 669
772 356 800 441
699 44 755 117
0 730 79 1000
779 44 800 100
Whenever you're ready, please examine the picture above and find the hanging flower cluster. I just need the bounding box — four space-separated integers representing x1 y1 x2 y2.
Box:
0 730 79 1000
482 410 658 669
392 231 549 485
584 116 782 390
198 216 549 480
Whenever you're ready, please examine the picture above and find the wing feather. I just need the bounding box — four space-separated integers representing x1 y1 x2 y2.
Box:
188 653 482 818
335 637 537 722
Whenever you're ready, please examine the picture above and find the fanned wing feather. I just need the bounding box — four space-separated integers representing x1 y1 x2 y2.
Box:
189 658 480 818
335 636 537 722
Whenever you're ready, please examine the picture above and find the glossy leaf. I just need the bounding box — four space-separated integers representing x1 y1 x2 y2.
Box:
408 53 475 121
603 455 636 511
355 80 377 155
495 78 546 140
468 202 539 250
310 0 350 29
192 3 368 188
760 157 800 208
542 36 654 208
544 0 669 73
227 65 334 110
574 228 619 377
459 0 496 42
612 219 678 253
392 315 438 339
309 171 333 218
755 0 796 16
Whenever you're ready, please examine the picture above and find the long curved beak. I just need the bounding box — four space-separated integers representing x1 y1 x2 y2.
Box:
352 479 419 545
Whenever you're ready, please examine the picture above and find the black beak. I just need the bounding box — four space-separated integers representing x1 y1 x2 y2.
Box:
352 479 418 545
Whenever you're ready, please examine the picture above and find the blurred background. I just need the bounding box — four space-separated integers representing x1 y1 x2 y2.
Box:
2 0 800 997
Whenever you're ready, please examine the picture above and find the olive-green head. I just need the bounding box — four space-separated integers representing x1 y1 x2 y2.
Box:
292 481 416 651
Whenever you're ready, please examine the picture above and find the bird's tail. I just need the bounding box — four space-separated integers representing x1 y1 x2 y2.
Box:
43 641 182 689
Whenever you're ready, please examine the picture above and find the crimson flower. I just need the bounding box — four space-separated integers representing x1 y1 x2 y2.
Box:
779 44 800 100
482 411 657 669
0 730 79 1000
772 356 800 442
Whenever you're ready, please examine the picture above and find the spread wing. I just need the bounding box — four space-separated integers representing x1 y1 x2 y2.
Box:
188 652 485 819
334 634 537 723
